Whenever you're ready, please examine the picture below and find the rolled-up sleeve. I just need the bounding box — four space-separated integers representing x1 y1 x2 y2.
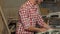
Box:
37 15 44 27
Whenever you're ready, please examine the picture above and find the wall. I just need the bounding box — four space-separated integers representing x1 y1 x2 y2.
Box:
2 0 26 19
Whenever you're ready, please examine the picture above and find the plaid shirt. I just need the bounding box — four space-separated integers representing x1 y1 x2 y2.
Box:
16 1 44 34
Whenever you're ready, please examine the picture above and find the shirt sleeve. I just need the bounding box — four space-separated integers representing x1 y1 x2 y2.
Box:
18 7 34 30
37 15 44 27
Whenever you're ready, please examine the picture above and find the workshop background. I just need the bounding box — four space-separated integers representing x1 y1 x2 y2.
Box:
0 0 60 34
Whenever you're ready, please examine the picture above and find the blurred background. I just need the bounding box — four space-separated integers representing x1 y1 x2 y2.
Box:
0 0 60 34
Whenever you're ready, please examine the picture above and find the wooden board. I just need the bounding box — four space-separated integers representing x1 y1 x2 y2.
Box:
0 6 11 34
40 8 49 15
0 16 4 34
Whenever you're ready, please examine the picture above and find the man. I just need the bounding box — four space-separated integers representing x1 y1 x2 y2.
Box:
16 0 51 34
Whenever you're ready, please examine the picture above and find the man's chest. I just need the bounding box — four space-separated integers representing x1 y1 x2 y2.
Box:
28 6 39 15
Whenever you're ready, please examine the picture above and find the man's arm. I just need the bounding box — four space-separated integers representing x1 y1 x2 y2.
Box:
26 26 47 32
40 22 51 29
37 15 51 29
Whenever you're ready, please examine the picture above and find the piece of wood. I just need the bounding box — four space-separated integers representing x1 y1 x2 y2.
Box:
40 8 49 15
0 6 11 34
0 16 4 34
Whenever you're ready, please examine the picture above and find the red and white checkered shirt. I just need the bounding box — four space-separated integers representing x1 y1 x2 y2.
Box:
16 1 44 34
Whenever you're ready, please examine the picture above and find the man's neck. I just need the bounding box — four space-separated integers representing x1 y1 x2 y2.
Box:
29 0 37 5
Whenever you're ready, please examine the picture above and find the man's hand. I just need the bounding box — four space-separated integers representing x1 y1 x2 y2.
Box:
39 28 47 32
41 22 52 30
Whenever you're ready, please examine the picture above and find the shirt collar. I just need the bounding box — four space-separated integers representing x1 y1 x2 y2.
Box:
26 1 37 7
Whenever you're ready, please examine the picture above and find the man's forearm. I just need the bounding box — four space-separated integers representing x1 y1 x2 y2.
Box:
42 22 51 29
25 26 43 32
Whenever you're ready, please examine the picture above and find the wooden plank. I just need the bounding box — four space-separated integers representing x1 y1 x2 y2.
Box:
0 6 11 34
0 16 4 34
40 8 49 15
